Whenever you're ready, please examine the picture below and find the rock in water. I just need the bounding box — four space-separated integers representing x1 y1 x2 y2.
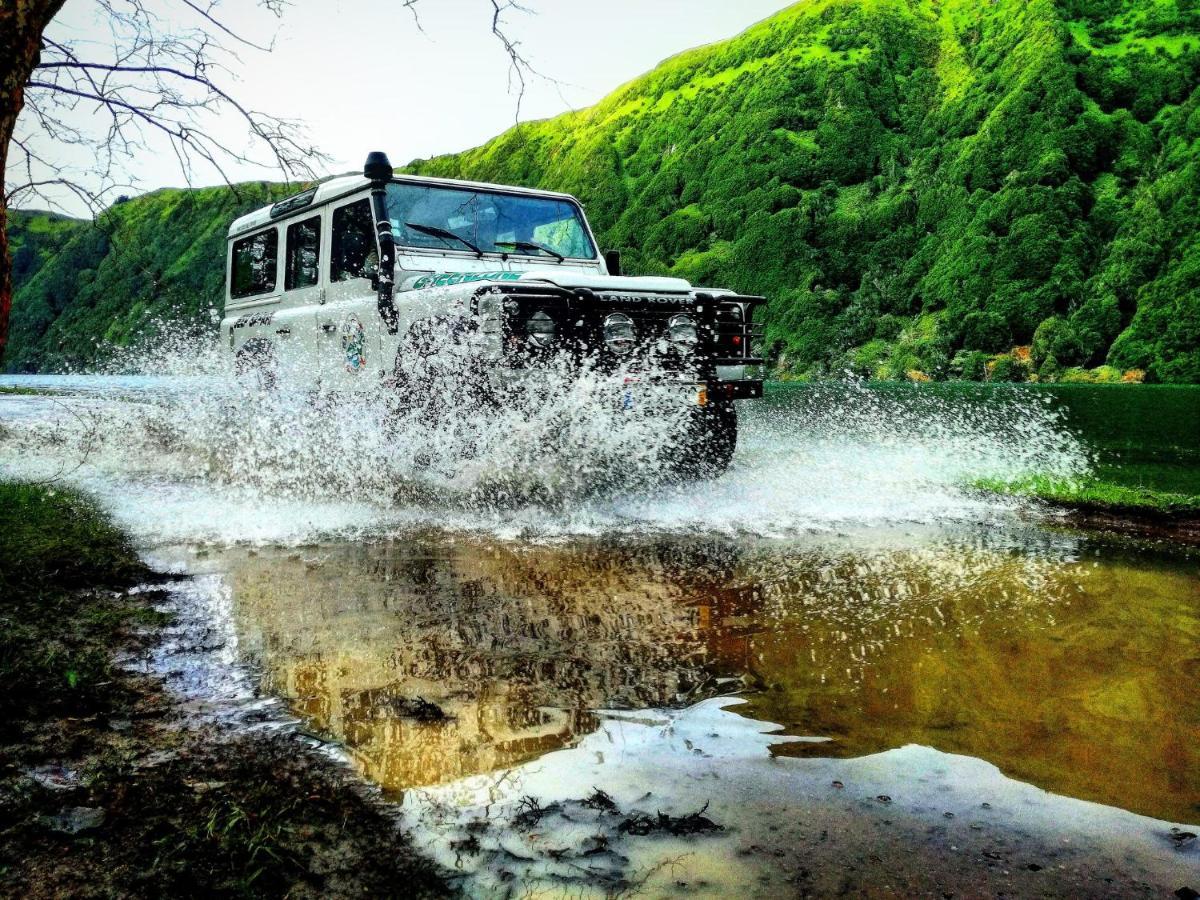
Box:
41 806 106 834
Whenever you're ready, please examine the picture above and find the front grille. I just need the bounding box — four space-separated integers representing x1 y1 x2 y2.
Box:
478 283 764 374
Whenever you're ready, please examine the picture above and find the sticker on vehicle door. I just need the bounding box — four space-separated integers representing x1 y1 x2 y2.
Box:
341 314 367 373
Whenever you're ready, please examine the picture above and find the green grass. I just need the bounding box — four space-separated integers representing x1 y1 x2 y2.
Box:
974 474 1200 517
0 481 147 595
0 482 154 723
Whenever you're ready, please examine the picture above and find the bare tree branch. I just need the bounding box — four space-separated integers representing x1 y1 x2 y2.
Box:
7 0 328 221
175 0 277 52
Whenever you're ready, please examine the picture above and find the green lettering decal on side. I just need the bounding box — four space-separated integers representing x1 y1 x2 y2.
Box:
409 271 523 291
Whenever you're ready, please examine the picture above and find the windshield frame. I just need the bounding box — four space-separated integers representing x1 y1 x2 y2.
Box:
385 178 600 263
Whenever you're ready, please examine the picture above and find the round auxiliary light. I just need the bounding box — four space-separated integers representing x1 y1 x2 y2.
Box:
667 314 699 352
719 302 743 322
603 313 636 354
526 310 556 348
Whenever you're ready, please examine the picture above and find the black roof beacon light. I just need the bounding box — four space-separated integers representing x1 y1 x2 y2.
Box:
365 152 398 335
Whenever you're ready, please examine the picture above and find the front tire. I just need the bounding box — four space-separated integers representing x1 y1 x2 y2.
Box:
664 400 738 481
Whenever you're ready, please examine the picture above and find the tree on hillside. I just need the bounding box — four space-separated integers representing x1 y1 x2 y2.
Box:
0 0 537 360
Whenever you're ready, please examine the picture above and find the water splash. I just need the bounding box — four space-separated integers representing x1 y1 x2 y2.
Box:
0 335 1091 546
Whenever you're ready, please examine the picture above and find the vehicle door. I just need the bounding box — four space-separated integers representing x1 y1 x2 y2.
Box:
276 213 324 386
320 194 383 390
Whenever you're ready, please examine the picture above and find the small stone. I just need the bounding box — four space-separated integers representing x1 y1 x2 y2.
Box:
943 812 955 819
29 765 78 791
831 780 844 789
187 781 227 794
981 802 992 810
1027 863 1044 872
1174 888 1199 900
41 806 105 834
875 795 892 804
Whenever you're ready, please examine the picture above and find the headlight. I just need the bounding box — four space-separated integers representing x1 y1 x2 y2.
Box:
526 310 556 348
667 314 699 352
603 313 636 354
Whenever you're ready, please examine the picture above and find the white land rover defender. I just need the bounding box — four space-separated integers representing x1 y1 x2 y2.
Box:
223 152 764 477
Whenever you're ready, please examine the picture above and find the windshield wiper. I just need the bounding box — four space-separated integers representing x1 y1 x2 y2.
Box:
405 221 483 257
494 240 565 263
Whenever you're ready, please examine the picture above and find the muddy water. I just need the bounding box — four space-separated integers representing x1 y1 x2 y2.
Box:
3 376 1199 894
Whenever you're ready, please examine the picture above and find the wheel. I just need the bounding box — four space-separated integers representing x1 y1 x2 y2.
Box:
234 339 277 391
391 316 493 415
663 400 738 481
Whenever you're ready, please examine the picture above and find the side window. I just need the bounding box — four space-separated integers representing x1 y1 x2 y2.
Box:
330 199 377 282
230 229 278 299
285 216 321 290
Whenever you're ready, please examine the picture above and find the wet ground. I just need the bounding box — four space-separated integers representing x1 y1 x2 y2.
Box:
2 375 1198 895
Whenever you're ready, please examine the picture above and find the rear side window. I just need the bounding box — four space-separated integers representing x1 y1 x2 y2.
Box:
230 229 278 298
285 216 321 290
330 199 377 282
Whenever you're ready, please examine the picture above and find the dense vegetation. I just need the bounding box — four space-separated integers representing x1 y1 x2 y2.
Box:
5 0 1200 380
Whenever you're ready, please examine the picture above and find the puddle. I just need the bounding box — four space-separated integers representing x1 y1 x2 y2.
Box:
150 526 1200 894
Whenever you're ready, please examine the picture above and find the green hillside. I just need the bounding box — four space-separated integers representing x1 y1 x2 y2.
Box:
6 0 1200 380
5 185 291 372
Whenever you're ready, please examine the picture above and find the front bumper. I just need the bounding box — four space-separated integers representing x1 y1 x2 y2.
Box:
706 378 764 401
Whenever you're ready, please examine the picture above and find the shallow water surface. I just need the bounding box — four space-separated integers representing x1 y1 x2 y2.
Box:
190 528 1199 824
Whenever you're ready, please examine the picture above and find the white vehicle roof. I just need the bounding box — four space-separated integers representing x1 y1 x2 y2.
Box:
228 172 585 238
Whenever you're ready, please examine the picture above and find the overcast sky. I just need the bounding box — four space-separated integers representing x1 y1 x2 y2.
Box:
20 0 794 215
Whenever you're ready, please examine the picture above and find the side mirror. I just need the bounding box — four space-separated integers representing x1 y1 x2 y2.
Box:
604 249 622 277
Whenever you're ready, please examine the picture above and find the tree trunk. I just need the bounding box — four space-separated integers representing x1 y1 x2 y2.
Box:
0 0 67 364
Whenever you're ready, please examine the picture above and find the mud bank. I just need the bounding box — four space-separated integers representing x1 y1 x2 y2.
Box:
0 483 449 898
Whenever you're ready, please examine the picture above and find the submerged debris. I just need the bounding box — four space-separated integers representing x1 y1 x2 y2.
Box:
450 834 482 862
580 788 619 813
512 795 561 830
1168 828 1197 849
389 696 452 721
618 801 723 837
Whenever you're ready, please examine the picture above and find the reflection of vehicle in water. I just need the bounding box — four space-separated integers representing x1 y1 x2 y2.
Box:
221 530 1200 821
226 539 709 791
222 153 765 477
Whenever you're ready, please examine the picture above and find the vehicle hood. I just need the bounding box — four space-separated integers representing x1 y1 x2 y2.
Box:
517 270 693 294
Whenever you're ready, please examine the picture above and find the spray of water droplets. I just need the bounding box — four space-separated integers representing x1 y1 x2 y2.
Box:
0 327 1092 545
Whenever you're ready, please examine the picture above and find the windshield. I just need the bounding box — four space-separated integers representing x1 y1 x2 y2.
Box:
384 182 596 261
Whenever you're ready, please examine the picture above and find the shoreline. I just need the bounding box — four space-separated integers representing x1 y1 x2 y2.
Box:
972 477 1200 544
0 482 450 898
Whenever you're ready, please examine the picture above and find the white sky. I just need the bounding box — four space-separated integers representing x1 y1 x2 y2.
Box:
20 0 794 215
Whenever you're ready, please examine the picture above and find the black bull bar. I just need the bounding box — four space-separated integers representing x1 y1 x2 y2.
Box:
471 283 766 397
